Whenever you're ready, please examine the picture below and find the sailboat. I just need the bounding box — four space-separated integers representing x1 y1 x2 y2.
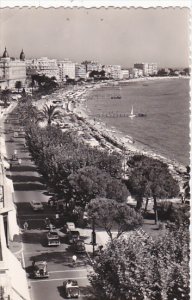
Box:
129 106 136 119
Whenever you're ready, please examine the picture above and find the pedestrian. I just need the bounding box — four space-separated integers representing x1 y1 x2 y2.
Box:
72 255 77 267
23 221 28 231
32 259 36 267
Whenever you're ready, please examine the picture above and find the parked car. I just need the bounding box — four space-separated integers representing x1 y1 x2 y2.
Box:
47 230 60 246
31 261 49 279
73 240 86 253
63 222 76 233
66 230 80 244
63 280 80 298
30 200 44 211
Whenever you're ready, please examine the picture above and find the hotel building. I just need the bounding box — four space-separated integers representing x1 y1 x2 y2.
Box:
104 65 123 79
75 63 87 79
134 63 158 76
0 48 26 89
57 60 75 81
26 57 59 81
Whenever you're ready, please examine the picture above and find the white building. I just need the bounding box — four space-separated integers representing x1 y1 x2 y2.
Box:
82 61 103 73
57 60 75 81
129 68 143 78
122 69 130 79
0 48 26 89
75 64 87 79
104 65 122 79
0 153 30 300
134 63 158 76
26 57 59 80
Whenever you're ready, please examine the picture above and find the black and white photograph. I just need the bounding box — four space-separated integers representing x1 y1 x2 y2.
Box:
0 2 190 300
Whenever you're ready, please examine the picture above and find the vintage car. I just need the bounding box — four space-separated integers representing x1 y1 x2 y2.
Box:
66 230 80 244
30 200 44 211
32 261 49 279
47 230 60 246
63 279 80 298
63 222 76 233
73 240 86 254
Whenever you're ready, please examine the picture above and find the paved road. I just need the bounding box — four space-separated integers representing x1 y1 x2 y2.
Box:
5 110 92 300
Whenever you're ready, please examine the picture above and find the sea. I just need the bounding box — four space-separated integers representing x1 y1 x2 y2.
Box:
86 78 190 166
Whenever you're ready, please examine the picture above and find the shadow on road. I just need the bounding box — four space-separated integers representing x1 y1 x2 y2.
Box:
22 231 44 245
10 165 38 172
10 175 45 184
14 182 45 191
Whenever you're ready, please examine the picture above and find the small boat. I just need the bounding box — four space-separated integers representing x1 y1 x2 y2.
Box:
137 113 147 117
129 106 136 119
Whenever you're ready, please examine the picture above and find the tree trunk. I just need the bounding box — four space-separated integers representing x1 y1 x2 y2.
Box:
153 196 158 224
136 195 143 211
144 197 149 213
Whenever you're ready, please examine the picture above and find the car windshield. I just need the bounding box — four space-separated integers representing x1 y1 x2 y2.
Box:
67 287 79 294
71 231 79 236
49 231 58 236
33 202 41 205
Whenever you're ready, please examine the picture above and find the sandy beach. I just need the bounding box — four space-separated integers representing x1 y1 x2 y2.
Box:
32 78 188 194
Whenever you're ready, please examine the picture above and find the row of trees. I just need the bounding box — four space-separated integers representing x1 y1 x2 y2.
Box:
17 99 128 209
17 95 182 225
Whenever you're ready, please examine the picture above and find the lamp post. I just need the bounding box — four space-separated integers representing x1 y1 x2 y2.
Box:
91 218 96 257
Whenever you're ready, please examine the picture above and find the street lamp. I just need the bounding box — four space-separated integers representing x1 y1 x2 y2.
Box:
91 218 97 257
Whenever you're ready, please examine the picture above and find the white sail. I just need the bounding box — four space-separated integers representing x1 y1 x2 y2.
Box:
129 106 136 118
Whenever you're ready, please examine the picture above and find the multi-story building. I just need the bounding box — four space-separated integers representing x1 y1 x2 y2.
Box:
75 63 87 79
0 154 30 300
26 57 59 80
134 63 158 76
0 48 26 89
104 65 122 80
57 60 75 81
129 68 143 78
82 61 103 73
121 69 130 79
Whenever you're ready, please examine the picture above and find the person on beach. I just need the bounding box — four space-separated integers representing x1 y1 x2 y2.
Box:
23 221 29 231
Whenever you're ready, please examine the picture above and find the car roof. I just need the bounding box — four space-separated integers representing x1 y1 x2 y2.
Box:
65 279 78 286
36 261 47 266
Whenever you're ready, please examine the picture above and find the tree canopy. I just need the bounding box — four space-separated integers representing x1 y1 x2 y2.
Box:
89 225 189 300
15 80 22 92
68 167 129 206
127 155 180 223
87 198 142 240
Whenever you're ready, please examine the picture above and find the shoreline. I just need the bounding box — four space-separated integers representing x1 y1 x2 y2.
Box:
34 77 188 193
72 79 188 192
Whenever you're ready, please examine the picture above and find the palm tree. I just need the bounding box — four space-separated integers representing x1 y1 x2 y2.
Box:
38 104 62 126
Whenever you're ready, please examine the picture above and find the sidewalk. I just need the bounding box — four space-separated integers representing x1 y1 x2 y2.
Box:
8 232 24 266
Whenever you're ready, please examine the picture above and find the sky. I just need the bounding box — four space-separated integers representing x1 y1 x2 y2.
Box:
0 7 190 68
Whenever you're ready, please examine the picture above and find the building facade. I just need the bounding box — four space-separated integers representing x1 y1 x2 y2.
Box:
26 57 59 80
0 48 26 90
121 69 130 79
75 64 87 79
57 60 75 81
134 63 158 76
0 147 30 300
104 65 122 79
